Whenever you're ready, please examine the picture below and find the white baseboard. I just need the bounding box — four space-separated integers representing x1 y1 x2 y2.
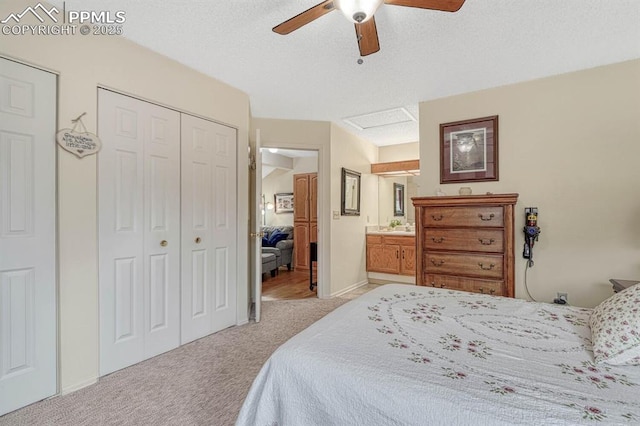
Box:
330 279 369 298
61 377 98 396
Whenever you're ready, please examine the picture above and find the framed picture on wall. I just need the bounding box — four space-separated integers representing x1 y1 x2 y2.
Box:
440 115 499 184
274 193 294 214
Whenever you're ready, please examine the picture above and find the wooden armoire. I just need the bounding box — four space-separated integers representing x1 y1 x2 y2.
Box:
293 173 317 270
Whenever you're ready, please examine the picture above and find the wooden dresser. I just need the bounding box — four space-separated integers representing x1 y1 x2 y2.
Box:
414 194 519 297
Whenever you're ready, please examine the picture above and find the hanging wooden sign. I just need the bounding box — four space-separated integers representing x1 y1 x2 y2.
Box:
56 113 102 158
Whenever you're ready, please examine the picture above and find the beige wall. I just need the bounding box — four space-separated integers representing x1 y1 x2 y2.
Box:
379 142 419 162
2 0 251 394
419 59 640 307
330 124 379 294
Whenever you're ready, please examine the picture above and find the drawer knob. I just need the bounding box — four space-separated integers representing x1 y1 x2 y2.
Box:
431 237 444 243
478 263 495 271
479 287 496 294
430 259 445 267
431 214 444 221
478 213 495 221
478 238 495 245
439 283 446 288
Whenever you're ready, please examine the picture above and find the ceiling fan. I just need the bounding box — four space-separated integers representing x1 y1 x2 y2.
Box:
273 0 466 57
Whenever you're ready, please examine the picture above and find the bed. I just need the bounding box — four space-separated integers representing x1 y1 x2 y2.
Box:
237 284 640 425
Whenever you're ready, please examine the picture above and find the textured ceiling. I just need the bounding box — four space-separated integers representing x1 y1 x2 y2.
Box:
53 0 640 146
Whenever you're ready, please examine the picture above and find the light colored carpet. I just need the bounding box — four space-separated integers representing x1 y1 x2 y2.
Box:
0 296 352 426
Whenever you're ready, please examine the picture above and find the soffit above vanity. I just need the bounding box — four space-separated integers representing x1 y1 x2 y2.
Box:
371 160 420 177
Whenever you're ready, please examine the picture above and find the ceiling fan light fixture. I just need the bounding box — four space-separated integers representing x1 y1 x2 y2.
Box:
335 0 384 23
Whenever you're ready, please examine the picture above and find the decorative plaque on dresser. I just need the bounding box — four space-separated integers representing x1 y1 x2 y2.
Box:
414 194 519 297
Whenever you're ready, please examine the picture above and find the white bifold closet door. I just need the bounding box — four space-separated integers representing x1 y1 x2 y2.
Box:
0 59 56 415
98 89 181 376
181 114 237 344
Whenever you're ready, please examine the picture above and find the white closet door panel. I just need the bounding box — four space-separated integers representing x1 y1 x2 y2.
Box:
98 90 145 375
99 91 180 373
191 249 208 316
143 105 180 358
113 257 137 342
148 254 168 330
1 269 35 376
210 128 237 332
214 247 229 310
180 115 213 343
1 133 33 237
114 151 139 232
181 115 237 341
0 59 56 416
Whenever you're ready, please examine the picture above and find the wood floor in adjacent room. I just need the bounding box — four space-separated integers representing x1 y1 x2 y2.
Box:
261 267 381 301
261 268 317 300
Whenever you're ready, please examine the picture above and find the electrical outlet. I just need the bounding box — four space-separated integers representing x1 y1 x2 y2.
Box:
553 292 568 305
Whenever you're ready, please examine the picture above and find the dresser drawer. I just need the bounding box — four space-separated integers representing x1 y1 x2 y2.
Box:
424 274 505 296
424 229 504 253
422 206 504 228
424 252 503 279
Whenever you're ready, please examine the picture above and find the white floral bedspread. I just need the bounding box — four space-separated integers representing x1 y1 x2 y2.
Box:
236 284 640 425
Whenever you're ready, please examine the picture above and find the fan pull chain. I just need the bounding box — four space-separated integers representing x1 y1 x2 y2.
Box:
356 25 363 64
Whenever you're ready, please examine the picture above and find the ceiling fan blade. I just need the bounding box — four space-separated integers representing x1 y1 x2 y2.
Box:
355 17 380 57
384 0 465 12
273 1 336 35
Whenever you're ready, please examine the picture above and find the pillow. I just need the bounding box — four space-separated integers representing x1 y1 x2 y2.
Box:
267 230 288 247
261 236 270 247
589 283 640 365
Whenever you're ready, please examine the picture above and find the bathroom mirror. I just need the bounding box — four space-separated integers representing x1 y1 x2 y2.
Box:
393 183 405 217
378 176 419 225
341 167 361 216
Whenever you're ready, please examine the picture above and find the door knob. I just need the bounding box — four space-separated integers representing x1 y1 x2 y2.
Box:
160 240 168 247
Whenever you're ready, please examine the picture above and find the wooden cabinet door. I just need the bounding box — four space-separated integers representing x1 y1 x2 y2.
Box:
367 243 400 274
400 244 416 276
294 222 310 270
310 173 318 222
293 174 309 222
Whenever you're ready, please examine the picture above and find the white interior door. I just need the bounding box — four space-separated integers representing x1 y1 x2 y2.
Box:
181 114 237 344
251 130 262 322
98 90 180 375
0 59 56 415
